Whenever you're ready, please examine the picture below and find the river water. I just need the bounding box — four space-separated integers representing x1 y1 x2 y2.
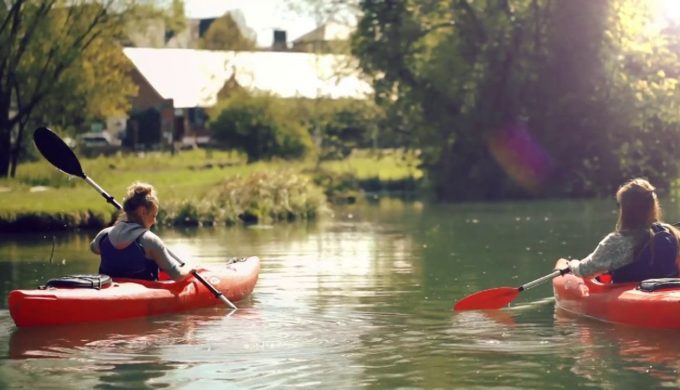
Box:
1 197 680 388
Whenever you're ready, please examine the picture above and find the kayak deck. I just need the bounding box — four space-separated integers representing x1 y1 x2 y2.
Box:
553 273 680 328
8 256 260 327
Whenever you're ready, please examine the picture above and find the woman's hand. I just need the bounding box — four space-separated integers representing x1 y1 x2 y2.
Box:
174 263 197 281
554 258 570 273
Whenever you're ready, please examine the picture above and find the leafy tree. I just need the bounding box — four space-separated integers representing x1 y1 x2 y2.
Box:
210 92 315 161
352 0 680 200
286 0 359 22
288 98 382 160
164 0 186 39
353 0 538 200
199 12 256 51
0 0 154 177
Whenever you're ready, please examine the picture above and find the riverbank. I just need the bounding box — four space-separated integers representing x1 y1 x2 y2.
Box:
0 149 422 232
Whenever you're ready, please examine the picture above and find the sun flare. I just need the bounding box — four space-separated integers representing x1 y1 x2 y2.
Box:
656 0 680 23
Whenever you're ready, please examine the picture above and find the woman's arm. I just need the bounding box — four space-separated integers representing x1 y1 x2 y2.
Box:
560 233 634 277
141 232 195 281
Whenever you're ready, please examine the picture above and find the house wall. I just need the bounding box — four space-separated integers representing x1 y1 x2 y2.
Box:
129 68 166 112
124 68 176 148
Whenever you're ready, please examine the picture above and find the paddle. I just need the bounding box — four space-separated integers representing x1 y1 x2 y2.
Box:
33 126 237 310
453 267 570 311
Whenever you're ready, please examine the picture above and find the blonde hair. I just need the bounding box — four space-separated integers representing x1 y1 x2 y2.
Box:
616 178 659 232
121 182 158 222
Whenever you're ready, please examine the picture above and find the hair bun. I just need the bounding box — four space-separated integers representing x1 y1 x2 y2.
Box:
123 182 158 213
134 186 152 196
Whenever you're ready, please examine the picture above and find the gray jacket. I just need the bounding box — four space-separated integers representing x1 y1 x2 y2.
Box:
90 221 188 281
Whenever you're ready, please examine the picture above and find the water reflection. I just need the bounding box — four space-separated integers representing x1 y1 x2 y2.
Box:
554 308 680 386
1 198 679 388
9 314 201 359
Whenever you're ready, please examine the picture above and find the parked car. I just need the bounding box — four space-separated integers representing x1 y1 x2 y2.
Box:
78 131 121 156
79 131 121 147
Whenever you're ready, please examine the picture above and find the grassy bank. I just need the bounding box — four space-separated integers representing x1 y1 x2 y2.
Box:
0 149 422 231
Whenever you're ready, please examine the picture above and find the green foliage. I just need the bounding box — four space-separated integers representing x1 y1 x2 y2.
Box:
316 149 423 201
199 12 256 51
164 0 187 38
210 92 315 161
0 0 152 177
352 0 680 200
0 148 418 230
313 99 382 160
0 209 111 232
162 170 328 226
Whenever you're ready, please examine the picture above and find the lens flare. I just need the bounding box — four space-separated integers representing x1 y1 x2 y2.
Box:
487 121 554 194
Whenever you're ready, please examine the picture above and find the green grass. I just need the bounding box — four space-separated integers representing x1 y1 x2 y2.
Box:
0 148 422 230
315 149 423 200
319 149 422 181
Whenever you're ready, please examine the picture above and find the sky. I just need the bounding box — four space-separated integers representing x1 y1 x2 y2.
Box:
183 0 318 47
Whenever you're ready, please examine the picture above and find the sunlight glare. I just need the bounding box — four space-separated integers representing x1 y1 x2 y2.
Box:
656 0 680 23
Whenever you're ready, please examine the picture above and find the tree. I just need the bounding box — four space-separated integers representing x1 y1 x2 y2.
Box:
210 92 315 161
352 0 680 200
0 0 154 177
199 12 256 51
286 0 359 29
164 0 186 39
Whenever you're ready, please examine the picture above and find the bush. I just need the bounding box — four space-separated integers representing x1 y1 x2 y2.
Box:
161 170 328 226
210 93 315 161
285 98 384 160
317 99 382 160
0 209 112 232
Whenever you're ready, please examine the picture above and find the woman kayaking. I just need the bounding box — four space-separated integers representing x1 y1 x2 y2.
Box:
90 181 195 281
554 178 680 283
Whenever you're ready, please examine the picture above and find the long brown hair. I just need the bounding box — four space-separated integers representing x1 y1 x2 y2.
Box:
616 178 659 232
616 178 680 265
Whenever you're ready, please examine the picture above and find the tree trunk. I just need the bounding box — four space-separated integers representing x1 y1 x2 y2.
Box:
9 121 25 177
0 124 11 178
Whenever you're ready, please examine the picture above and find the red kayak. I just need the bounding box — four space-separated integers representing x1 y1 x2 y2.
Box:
553 272 680 328
8 256 260 327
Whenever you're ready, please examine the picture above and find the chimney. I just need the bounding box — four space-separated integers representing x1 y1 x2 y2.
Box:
272 29 287 51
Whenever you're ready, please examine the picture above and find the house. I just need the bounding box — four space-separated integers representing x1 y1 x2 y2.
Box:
120 47 372 148
291 21 353 53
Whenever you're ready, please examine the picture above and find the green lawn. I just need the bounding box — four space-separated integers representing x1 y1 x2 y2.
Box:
0 148 422 230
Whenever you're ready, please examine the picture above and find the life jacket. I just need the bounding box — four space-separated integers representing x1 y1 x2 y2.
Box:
98 233 159 281
610 223 679 283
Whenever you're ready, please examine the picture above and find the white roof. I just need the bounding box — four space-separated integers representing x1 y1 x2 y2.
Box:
123 48 372 108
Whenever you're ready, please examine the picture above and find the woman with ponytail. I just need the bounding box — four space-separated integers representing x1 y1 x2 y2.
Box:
90 182 195 281
554 178 680 282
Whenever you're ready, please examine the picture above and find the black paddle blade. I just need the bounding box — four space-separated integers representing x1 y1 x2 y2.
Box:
33 127 85 178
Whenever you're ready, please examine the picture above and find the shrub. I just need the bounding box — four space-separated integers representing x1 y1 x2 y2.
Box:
160 170 328 226
210 92 315 161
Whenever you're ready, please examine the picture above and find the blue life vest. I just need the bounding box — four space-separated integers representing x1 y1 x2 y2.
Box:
98 233 159 281
610 223 679 283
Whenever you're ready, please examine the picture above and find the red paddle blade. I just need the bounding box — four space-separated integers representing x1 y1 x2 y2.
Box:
453 287 520 311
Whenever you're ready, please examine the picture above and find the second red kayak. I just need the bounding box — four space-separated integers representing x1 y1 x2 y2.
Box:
553 273 680 328
8 256 260 327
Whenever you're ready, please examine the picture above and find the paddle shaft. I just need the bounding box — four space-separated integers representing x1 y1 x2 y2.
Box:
84 176 122 210
518 269 565 292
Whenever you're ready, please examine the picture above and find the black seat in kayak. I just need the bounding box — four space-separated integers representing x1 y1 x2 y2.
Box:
41 274 112 290
638 278 680 292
